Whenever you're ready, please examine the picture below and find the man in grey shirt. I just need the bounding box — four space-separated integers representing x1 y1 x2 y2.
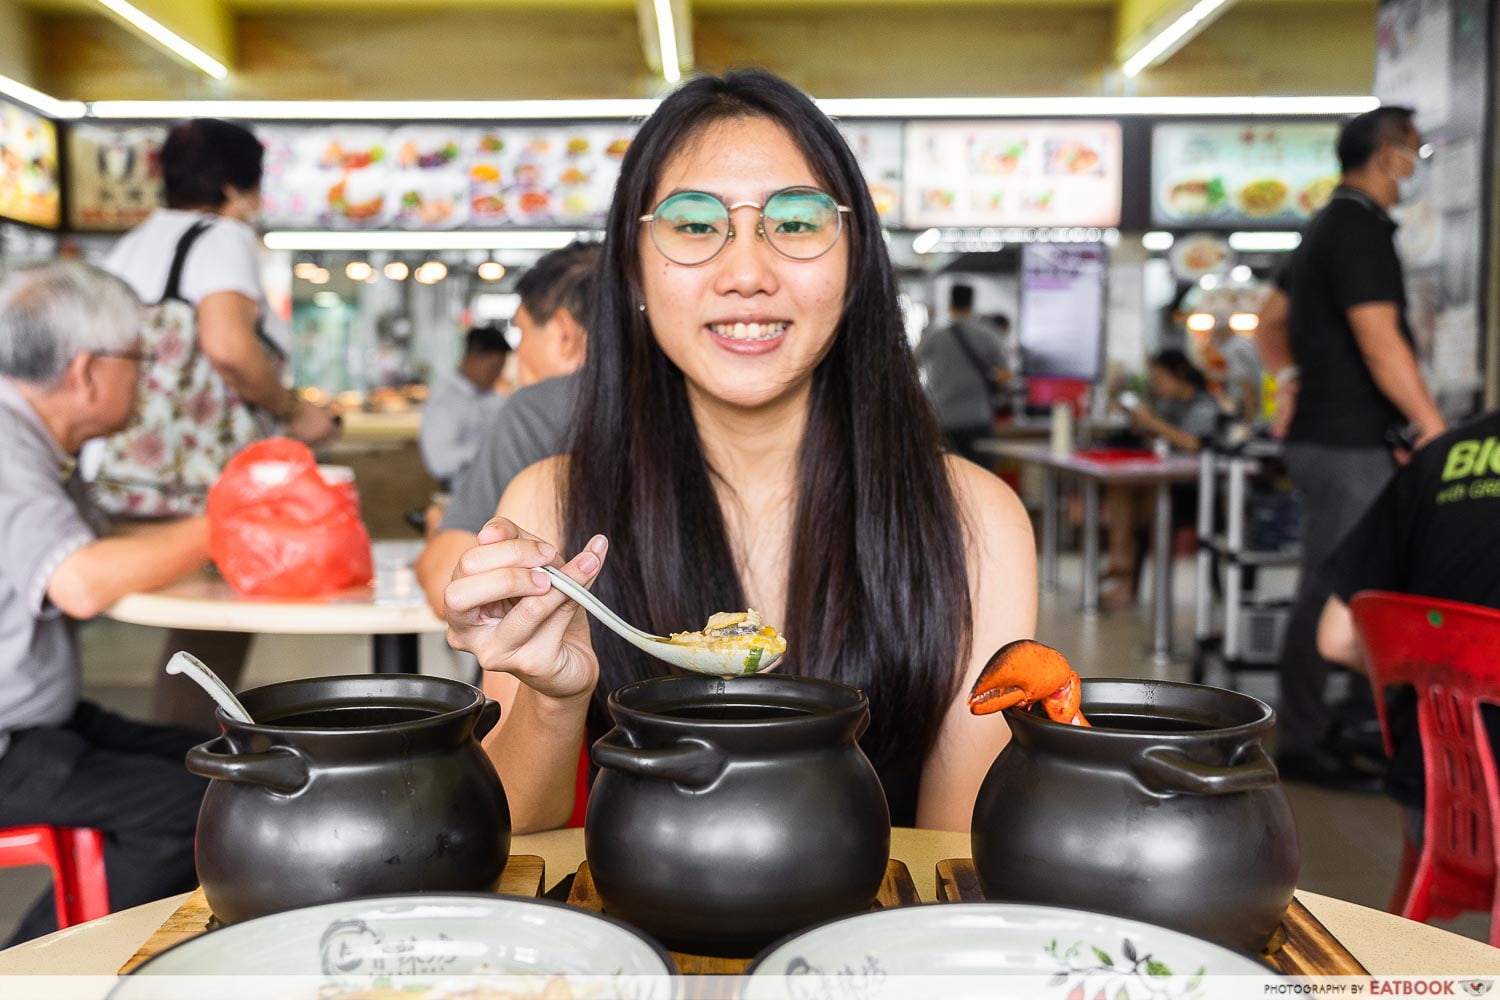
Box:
417 243 598 614
917 284 1008 466
0 262 213 944
439 372 580 533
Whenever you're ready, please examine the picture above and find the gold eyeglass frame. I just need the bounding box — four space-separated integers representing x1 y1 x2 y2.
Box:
638 185 852 265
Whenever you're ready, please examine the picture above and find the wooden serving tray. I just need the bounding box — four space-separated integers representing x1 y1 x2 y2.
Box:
935 858 1368 976
567 859 921 974
118 854 546 975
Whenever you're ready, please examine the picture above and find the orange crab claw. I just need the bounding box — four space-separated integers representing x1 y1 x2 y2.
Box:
967 639 1090 727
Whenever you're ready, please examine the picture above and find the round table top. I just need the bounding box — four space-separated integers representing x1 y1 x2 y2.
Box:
104 540 444 636
1 827 1496 978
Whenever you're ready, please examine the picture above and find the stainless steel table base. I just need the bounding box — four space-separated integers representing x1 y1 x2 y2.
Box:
1040 468 1059 591
1151 481 1173 663
1082 479 1100 614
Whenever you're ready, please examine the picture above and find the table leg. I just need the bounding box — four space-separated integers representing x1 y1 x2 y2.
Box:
1082 479 1100 615
1041 468 1059 591
373 633 419 675
1151 481 1173 662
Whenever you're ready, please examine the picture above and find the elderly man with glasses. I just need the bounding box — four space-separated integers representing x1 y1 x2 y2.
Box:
0 260 213 945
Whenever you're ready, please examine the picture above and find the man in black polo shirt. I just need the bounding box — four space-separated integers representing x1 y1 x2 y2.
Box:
1315 409 1500 829
1276 106 1447 788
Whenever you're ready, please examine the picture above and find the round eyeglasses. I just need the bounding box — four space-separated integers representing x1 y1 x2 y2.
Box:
639 186 851 266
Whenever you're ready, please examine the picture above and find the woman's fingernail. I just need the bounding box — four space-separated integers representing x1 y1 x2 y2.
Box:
588 534 608 555
578 551 601 574
530 570 549 589
538 542 556 561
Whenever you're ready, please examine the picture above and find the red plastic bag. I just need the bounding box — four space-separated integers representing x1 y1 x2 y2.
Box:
208 438 373 598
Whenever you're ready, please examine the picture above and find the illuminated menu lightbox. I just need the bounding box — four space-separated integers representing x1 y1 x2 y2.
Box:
1151 122 1342 228
903 120 1123 229
0 99 61 229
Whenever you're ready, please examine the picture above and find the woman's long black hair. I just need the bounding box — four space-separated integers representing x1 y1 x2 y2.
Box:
565 69 972 775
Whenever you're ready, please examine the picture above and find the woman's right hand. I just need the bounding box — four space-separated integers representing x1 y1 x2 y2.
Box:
443 518 608 702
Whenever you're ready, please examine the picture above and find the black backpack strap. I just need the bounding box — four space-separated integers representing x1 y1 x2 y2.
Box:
948 322 994 384
159 218 215 304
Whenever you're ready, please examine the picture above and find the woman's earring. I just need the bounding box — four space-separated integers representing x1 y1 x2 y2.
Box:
638 303 647 314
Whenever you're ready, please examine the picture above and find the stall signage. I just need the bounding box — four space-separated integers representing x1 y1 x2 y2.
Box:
66 124 168 232
0 98 61 230
1151 122 1341 228
903 120 1122 229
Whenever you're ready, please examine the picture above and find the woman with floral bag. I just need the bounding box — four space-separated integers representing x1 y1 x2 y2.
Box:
94 118 340 725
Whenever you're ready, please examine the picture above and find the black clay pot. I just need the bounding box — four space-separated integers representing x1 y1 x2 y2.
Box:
971 678 1300 954
585 674 890 955
187 674 511 924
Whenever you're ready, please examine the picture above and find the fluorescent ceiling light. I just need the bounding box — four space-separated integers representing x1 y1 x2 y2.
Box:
76 95 1378 123
653 0 681 85
1123 0 1234 78
1228 232 1302 252
94 0 228 80
0 73 86 119
85 99 658 121
263 231 595 252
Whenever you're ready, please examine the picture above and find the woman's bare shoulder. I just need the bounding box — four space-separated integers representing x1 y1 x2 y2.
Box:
943 454 1030 544
498 454 572 545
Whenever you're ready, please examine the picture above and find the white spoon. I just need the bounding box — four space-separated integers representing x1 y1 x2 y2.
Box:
165 650 255 725
535 564 783 677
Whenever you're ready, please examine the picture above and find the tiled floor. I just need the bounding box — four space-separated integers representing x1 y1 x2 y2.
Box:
0 554 1491 947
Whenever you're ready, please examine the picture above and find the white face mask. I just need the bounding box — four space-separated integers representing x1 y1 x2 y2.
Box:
1387 144 1431 205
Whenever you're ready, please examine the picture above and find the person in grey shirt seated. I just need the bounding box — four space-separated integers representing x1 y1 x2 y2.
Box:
0 262 213 944
1101 349 1222 609
418 323 512 489
417 243 598 614
916 283 1009 466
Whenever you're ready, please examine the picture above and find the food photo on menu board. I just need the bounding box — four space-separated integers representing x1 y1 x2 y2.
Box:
0 99 61 229
257 123 636 229
836 122 904 226
1152 122 1341 227
902 120 1122 228
66 123 168 231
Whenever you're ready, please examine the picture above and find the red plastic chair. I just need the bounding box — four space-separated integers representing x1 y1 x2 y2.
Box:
0 825 109 927
1349 591 1500 944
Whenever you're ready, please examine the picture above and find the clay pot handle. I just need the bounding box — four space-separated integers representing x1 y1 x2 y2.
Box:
1131 744 1279 797
186 743 311 794
591 734 726 789
474 698 502 740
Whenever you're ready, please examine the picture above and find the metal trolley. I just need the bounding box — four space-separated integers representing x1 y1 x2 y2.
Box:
1192 436 1302 685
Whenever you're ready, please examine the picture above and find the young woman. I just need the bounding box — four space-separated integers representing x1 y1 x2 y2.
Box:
444 69 1036 833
